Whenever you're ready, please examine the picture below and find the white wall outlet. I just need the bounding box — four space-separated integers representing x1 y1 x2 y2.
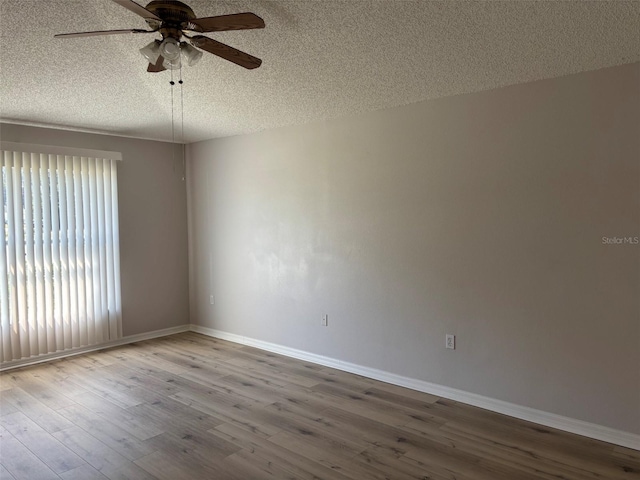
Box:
210 295 215 305
322 314 328 326
446 334 455 350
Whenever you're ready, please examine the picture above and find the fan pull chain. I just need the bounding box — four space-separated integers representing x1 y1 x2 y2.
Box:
180 65 185 181
169 67 185 181
170 68 175 144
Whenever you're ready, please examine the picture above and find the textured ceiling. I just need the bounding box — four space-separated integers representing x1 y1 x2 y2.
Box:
1 0 639 143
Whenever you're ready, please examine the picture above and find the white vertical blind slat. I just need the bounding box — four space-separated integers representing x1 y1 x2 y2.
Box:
40 154 55 353
12 152 29 359
88 158 101 344
67 155 80 347
59 155 71 349
73 156 87 346
50 154 63 352
4 152 19 361
0 148 122 363
96 160 109 342
30 153 46 354
110 160 122 339
81 157 94 345
1 153 13 361
103 160 116 340
23 154 37 355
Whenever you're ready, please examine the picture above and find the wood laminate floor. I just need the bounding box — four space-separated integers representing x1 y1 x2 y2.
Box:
0 332 638 480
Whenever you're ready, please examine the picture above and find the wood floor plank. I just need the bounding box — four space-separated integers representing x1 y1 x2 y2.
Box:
134 450 207 480
17 371 78 410
103 462 160 480
51 426 131 475
223 357 321 388
100 347 190 376
59 464 109 480
402 447 514 480
365 381 441 403
143 337 231 362
0 463 17 480
59 367 145 409
399 453 484 480
249 402 370 454
98 361 184 397
440 419 636 480
317 404 442 458
222 449 300 479
1 411 86 474
233 346 325 375
20 363 91 399
1 332 637 480
143 429 240 464
0 388 20 416
126 396 222 433
70 391 163 441
364 386 441 412
0 374 15 391
135 448 243 480
69 350 115 369
213 372 298 404
398 422 599 480
318 451 421 480
0 370 29 392
612 445 640 474
1 386 75 433
357 446 455 480
311 382 430 427
268 428 366 467
168 390 282 438
57 404 156 461
0 424 59 480
211 422 354 480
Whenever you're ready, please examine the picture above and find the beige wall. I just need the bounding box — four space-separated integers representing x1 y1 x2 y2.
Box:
187 63 640 434
0 123 190 336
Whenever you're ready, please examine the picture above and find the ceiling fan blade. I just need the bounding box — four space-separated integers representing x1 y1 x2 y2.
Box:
147 55 166 73
190 36 262 69
112 0 161 21
187 13 265 33
55 28 154 38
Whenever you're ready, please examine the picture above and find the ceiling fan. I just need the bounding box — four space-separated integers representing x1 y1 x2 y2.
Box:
55 0 265 71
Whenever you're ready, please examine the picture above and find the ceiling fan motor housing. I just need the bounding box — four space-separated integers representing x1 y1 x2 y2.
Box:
145 0 196 38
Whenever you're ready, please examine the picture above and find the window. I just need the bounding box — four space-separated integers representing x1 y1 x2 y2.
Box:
1 142 122 364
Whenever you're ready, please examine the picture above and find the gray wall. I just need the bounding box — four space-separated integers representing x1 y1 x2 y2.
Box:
187 63 640 434
0 123 190 336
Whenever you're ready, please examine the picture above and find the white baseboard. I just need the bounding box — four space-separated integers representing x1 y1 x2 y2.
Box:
0 325 190 372
190 324 640 451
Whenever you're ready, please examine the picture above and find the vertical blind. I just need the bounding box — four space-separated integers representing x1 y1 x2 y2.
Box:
1 143 122 364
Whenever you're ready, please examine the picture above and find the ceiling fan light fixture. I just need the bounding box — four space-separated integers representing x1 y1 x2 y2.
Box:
159 37 181 61
139 40 161 64
181 42 203 66
162 56 182 70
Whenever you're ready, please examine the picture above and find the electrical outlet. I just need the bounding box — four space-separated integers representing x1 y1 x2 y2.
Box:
446 334 455 350
322 314 328 326
210 295 215 305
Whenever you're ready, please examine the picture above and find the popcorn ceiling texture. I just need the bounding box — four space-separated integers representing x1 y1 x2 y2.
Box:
1 0 639 143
